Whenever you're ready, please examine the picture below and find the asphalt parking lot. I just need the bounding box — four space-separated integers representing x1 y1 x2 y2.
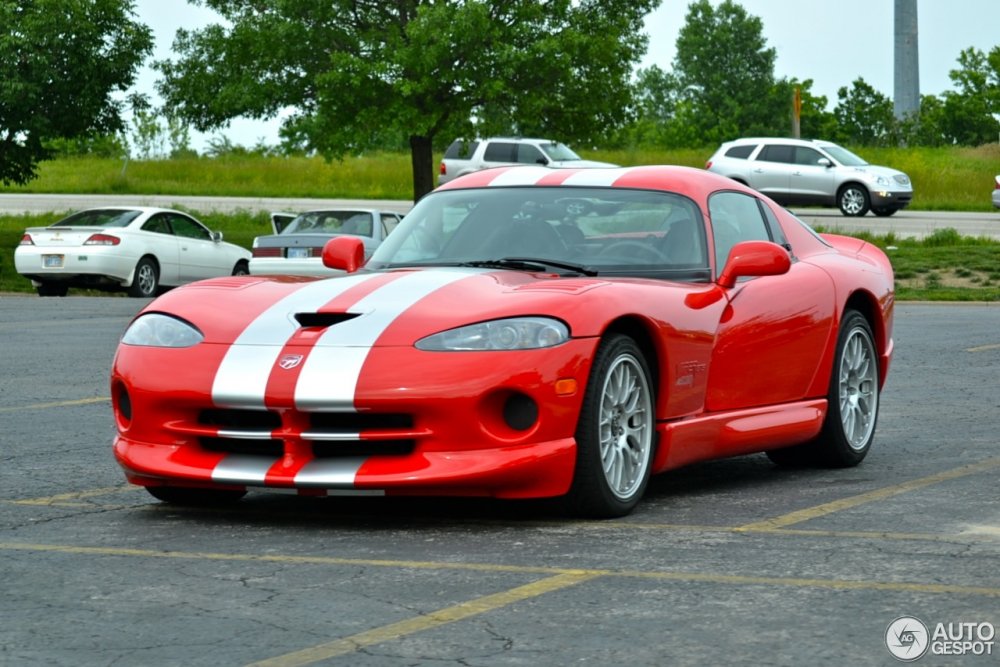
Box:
2 296 998 666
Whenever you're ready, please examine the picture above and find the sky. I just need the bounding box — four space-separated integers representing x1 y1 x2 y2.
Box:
132 0 999 151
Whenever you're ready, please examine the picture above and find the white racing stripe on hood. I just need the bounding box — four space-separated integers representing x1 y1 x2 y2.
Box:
212 273 381 408
295 268 481 410
560 169 630 186
487 166 555 187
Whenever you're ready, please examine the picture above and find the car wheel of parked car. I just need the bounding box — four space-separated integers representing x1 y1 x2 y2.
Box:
566 334 655 517
871 207 898 217
36 282 69 297
146 486 247 505
127 256 159 298
767 310 879 468
838 185 871 217
232 260 250 276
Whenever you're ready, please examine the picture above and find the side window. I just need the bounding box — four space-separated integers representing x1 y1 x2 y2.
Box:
169 215 211 241
725 144 756 159
756 144 795 164
483 142 516 162
794 147 825 166
444 140 478 160
141 214 172 235
709 192 772 267
516 144 546 165
381 214 401 236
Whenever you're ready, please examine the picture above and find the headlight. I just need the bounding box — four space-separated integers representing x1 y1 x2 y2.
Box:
416 317 569 351
121 313 203 348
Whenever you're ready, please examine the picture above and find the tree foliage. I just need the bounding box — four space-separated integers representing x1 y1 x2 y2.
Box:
158 0 658 199
0 0 153 184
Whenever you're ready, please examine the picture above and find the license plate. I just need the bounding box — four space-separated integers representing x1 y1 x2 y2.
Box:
43 254 65 268
287 248 310 259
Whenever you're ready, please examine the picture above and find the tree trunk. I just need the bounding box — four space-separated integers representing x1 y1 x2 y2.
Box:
409 134 435 202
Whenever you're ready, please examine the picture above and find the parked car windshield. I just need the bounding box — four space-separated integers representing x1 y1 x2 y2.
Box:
539 142 584 161
823 145 868 167
52 209 143 228
283 211 374 237
368 186 709 279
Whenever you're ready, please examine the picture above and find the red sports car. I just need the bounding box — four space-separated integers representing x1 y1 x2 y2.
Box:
111 166 894 517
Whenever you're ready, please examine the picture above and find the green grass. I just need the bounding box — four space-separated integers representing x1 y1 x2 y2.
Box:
3 144 998 209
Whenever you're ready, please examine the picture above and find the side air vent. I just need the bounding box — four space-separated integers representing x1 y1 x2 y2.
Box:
295 312 362 328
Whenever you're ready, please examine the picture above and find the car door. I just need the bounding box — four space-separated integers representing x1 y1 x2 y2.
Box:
704 191 836 411
790 146 835 201
138 213 181 285
168 213 227 281
747 144 796 197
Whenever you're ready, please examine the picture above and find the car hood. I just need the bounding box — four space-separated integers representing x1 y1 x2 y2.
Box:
140 267 697 347
844 164 911 185
548 159 619 169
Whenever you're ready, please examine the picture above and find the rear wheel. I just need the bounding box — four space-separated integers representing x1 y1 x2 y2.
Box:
768 310 879 467
838 184 870 216
565 334 655 518
36 282 69 297
127 256 158 298
146 486 247 506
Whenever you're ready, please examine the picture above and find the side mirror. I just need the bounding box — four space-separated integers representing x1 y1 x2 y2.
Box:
322 236 365 273
211 231 223 243
817 157 832 168
717 240 791 289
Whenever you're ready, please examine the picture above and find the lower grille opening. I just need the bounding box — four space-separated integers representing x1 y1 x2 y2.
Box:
201 437 283 457
199 408 282 430
311 440 416 458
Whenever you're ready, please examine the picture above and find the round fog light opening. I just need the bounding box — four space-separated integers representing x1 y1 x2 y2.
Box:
503 393 538 431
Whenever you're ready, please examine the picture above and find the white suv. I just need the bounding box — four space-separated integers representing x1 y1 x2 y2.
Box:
438 137 616 185
706 138 913 217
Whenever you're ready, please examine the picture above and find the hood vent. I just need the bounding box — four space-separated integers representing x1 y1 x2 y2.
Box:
295 312 361 328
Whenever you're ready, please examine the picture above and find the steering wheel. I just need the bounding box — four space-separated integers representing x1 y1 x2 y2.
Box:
598 240 670 263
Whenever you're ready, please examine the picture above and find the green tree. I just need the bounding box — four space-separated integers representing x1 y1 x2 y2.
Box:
0 0 153 184
157 0 657 200
669 0 778 145
938 47 1000 145
833 78 897 146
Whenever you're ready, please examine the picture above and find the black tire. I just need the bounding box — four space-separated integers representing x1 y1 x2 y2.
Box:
564 334 656 518
767 310 879 468
838 184 870 217
146 486 247 506
871 207 898 217
36 282 69 297
232 260 250 276
127 256 159 298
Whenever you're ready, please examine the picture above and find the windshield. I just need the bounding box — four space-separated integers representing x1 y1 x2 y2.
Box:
284 211 373 237
539 142 583 161
367 187 710 279
52 209 142 228
823 145 868 167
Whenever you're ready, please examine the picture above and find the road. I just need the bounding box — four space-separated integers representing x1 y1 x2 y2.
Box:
1 193 997 239
2 297 999 666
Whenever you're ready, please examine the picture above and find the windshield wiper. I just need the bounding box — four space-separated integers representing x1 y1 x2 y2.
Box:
460 257 598 276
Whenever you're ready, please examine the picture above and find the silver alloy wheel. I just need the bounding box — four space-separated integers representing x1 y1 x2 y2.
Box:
598 353 653 500
841 187 866 215
839 326 878 450
136 263 156 295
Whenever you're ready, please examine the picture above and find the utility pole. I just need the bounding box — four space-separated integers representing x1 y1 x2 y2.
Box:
894 0 919 121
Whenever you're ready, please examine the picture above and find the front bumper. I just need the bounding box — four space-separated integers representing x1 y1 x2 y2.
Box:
111 339 596 499
869 189 913 210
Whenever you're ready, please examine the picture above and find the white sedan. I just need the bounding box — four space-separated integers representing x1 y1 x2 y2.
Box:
15 207 251 297
249 209 402 276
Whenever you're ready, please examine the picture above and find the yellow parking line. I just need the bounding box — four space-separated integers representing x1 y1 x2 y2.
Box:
11 485 136 506
0 396 109 413
735 457 1000 531
966 343 1000 353
247 572 598 667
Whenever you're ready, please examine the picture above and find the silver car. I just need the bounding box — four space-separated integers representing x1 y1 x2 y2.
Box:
249 209 402 276
993 175 1000 209
706 138 913 217
438 137 617 185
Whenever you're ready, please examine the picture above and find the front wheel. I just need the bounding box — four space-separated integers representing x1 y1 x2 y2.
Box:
838 185 871 217
871 206 898 217
232 260 250 276
565 334 655 517
768 310 879 467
